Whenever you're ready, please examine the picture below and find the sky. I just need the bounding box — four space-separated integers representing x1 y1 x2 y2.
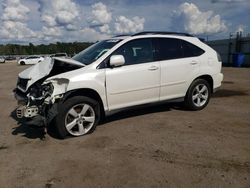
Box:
0 0 249 44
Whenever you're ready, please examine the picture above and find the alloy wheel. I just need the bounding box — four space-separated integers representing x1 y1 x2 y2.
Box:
65 103 95 136
192 84 209 107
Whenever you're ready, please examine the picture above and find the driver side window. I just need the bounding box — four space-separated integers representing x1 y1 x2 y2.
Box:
113 38 154 65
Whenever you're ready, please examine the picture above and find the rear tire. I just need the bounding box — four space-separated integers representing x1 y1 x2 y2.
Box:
184 79 211 110
20 61 25 65
55 96 100 139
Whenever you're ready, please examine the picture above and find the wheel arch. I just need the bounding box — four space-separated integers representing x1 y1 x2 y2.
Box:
20 61 25 65
62 88 105 119
193 74 213 93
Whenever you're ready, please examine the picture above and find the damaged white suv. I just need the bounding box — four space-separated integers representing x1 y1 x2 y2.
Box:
14 32 223 138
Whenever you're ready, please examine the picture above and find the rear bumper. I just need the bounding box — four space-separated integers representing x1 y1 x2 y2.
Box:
213 73 223 92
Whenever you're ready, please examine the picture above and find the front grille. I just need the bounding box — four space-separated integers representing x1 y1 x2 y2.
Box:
16 106 25 118
17 77 29 91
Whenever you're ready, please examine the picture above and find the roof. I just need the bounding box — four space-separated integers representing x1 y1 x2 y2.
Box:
112 31 194 39
132 31 194 37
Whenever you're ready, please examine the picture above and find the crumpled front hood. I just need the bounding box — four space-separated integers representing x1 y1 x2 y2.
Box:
18 57 84 91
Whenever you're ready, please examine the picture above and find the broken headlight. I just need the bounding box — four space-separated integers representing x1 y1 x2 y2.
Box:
42 83 54 96
43 78 69 97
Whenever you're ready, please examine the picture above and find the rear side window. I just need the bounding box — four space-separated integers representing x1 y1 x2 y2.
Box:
155 38 205 61
181 40 205 57
156 38 182 61
27 56 38 59
113 38 154 65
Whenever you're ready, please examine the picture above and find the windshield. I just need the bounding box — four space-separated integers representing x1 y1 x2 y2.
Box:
73 39 121 65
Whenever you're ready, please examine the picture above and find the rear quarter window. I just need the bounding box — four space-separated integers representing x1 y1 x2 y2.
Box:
181 40 205 57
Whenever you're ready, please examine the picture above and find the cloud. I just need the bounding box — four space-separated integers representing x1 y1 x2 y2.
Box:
79 27 110 42
89 2 112 34
36 0 81 42
41 26 62 37
0 0 37 42
0 21 37 40
91 2 112 25
39 0 80 29
211 0 246 3
235 24 246 33
175 2 227 35
90 2 145 35
2 0 30 21
37 1 115 42
99 24 111 34
114 16 145 34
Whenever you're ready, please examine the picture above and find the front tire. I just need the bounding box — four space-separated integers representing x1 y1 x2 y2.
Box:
20 61 25 65
184 79 211 110
55 96 101 139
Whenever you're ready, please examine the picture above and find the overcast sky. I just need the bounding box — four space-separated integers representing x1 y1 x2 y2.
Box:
0 0 249 44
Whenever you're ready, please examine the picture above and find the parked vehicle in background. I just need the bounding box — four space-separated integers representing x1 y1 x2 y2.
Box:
0 57 5 63
18 56 44 65
50 53 68 58
14 31 223 138
5 56 16 61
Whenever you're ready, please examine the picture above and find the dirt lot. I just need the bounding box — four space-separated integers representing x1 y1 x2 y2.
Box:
0 61 249 188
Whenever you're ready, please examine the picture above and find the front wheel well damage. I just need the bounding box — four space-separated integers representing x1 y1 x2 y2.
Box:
62 89 105 119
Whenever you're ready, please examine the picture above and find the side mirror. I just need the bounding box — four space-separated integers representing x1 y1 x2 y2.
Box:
110 55 125 67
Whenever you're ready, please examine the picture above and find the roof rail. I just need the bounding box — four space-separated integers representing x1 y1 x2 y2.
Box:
113 34 131 37
132 31 193 37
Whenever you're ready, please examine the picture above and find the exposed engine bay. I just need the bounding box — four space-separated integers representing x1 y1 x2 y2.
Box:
14 57 84 127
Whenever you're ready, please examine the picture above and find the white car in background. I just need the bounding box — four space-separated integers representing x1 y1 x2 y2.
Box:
18 56 44 65
0 57 5 63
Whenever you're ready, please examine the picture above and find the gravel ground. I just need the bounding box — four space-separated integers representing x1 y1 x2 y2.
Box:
0 61 249 188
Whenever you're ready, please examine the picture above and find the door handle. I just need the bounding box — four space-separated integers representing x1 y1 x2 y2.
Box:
190 61 198 65
148 66 159 71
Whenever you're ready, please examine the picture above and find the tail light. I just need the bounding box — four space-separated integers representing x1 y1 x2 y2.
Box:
217 52 222 62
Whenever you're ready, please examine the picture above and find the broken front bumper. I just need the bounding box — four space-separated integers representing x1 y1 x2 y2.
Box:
16 105 39 119
14 88 46 127
14 82 61 127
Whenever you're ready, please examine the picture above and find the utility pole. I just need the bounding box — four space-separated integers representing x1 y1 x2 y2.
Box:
227 32 233 66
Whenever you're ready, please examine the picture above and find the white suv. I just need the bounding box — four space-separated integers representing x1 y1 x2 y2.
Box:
14 32 223 138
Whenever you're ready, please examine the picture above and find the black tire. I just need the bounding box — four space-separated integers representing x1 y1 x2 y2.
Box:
55 96 101 139
184 79 211 111
20 61 25 65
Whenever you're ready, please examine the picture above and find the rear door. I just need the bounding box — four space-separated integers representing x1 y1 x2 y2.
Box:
33 56 40 64
155 38 203 100
26 56 34 64
105 38 160 110
27 56 38 64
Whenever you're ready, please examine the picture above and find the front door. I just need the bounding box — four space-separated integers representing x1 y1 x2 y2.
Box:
105 38 160 110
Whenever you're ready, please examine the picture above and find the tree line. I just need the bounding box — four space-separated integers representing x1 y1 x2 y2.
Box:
0 42 94 56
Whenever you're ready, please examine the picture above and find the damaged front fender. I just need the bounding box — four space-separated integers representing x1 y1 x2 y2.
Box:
43 78 69 104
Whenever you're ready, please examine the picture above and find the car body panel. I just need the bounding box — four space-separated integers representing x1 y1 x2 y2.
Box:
159 56 201 101
15 33 223 127
18 57 84 92
105 61 160 110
